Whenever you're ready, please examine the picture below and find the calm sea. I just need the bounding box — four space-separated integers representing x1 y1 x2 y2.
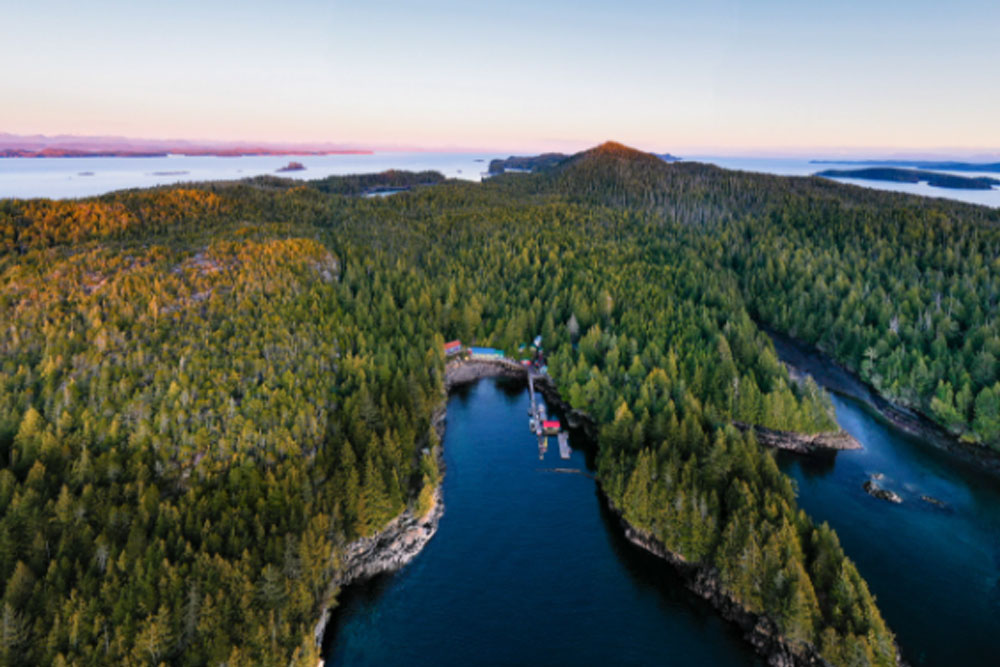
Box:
1 152 998 208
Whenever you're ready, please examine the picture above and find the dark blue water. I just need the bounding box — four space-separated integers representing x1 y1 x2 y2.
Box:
772 352 1000 666
323 378 758 666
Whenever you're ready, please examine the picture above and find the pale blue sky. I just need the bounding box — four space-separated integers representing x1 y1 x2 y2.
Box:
3 0 998 153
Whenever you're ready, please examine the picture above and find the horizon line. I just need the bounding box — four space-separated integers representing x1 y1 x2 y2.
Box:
2 131 1000 161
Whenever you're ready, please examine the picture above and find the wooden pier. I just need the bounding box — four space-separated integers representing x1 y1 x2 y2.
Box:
528 371 570 459
528 373 543 436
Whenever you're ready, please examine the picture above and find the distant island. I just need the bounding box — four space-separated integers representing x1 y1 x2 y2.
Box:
488 152 570 174
488 150 680 174
812 159 1000 174
1 148 371 159
0 132 372 158
276 161 306 173
816 167 1000 191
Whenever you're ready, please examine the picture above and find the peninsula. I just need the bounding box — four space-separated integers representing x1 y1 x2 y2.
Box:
816 166 1000 190
812 159 1000 173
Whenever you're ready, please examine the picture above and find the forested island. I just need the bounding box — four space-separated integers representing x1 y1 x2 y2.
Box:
816 167 1000 190
487 152 570 174
813 159 1000 173
3 142 1000 665
488 150 680 174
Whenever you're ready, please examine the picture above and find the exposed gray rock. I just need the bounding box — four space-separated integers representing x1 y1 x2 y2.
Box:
734 421 862 453
444 358 527 390
313 481 444 646
863 479 903 504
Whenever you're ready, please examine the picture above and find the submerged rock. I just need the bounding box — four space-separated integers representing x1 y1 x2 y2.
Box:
863 479 903 504
920 495 948 509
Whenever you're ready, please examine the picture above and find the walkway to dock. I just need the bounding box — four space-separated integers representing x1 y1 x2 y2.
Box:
528 373 543 437
527 370 571 459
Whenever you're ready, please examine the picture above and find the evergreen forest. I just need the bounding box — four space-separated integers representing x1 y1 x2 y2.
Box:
3 142 999 665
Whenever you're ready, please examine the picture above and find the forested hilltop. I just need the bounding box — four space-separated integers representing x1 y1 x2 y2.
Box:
2 142 996 665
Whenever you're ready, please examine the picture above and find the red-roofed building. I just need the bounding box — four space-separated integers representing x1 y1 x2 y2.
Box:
542 420 561 435
444 340 462 356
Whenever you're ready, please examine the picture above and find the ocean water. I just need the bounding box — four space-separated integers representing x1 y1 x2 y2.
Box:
2 152 999 207
0 152 496 200
693 156 1000 208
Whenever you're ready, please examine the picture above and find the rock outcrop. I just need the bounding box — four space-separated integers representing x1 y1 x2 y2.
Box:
444 358 527 390
863 479 903 504
313 468 444 646
734 422 862 453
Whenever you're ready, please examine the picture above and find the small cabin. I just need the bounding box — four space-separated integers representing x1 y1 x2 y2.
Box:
542 419 561 435
444 340 462 356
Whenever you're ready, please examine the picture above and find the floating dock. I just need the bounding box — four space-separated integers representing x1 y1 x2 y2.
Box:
558 431 571 459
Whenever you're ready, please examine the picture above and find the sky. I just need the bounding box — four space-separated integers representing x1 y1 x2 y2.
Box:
3 0 999 155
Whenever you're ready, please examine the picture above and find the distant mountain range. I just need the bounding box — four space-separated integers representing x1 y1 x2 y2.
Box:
0 133 372 158
812 159 1000 174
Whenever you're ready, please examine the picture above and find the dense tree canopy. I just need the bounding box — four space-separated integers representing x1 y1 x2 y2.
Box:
5 142 994 665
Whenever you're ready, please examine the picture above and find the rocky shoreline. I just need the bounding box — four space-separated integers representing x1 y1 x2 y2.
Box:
312 483 445 646
604 494 834 667
314 358 537 650
443 358 527 390
766 329 1000 477
540 369 901 666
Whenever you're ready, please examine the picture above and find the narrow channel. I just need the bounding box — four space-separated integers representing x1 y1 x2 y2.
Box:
770 335 1000 667
323 378 758 666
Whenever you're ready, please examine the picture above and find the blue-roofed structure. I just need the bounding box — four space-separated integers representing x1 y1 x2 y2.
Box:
469 347 505 360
